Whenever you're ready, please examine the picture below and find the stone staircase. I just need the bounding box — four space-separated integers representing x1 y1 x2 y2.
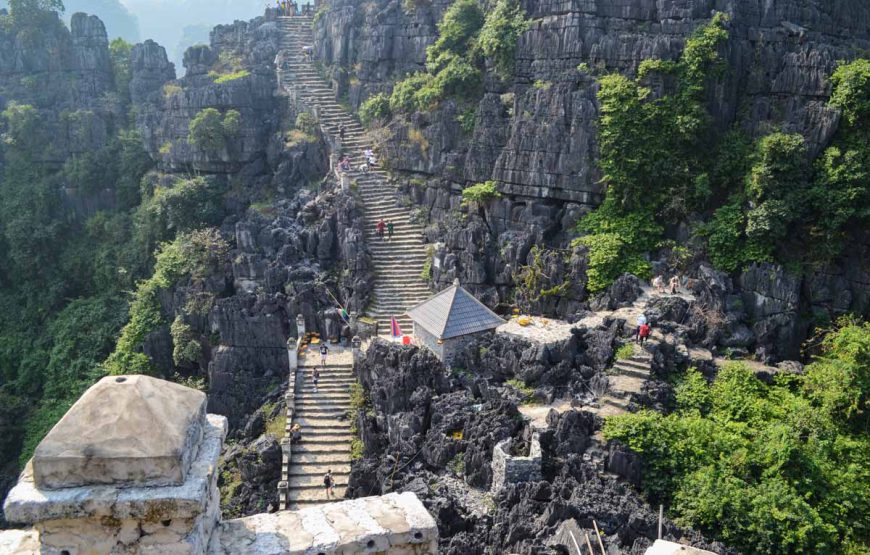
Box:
594 350 652 417
284 362 354 509
277 16 431 335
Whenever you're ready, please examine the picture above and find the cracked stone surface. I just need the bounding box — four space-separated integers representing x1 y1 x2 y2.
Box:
31 375 207 489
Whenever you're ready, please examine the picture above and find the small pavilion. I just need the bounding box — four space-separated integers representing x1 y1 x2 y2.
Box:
406 279 504 364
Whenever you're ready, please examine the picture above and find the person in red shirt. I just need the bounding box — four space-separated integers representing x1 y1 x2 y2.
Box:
376 219 386 240
637 323 651 345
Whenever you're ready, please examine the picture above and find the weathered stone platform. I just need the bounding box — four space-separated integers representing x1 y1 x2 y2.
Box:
211 492 437 554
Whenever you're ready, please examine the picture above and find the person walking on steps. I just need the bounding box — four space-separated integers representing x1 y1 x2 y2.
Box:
319 342 328 368
637 322 651 346
324 470 335 499
338 123 346 141
376 219 386 240
652 274 664 294
387 220 394 240
635 312 647 342
312 367 320 392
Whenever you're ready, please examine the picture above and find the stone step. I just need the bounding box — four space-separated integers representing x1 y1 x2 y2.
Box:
287 475 349 489
612 366 650 380
615 359 651 371
285 487 347 505
292 422 352 434
292 434 353 445
295 410 352 419
296 391 355 401
290 452 352 464
287 463 351 477
600 396 630 410
296 400 352 408
289 428 351 436
291 440 352 454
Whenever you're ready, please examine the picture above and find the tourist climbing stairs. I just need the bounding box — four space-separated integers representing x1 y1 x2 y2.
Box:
282 361 354 509
278 16 431 335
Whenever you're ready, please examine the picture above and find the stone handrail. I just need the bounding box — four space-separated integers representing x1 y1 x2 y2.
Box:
278 335 304 509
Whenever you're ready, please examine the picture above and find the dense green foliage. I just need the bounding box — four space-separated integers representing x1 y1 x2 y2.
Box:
460 180 501 204
575 14 728 289
604 320 870 553
359 92 391 127
388 0 529 114
188 107 242 152
104 229 229 376
702 58 870 269
477 0 530 78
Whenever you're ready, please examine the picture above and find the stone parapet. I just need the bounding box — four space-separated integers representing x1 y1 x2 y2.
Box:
210 492 437 554
491 432 543 493
3 414 227 555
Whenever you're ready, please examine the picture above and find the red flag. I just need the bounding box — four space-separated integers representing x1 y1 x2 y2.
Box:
390 316 402 338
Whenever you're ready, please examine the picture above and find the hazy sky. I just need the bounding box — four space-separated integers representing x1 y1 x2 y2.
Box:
0 0 270 74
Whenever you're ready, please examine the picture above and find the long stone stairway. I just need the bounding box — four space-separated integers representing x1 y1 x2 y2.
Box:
278 16 431 334
284 361 354 509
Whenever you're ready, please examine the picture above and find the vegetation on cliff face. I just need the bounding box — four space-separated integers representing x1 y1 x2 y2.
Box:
0 2 234 475
604 319 870 554
580 10 870 289
387 0 529 115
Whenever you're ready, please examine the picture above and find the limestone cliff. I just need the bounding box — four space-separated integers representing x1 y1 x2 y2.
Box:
313 0 870 363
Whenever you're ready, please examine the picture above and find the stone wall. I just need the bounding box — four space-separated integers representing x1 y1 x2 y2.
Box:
490 431 542 493
211 492 438 554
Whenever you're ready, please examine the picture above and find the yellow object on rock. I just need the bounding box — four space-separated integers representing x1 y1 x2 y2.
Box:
517 316 531 327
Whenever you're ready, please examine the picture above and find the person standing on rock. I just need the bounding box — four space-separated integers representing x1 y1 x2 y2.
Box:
319 342 328 369
669 275 680 295
652 275 664 294
324 470 335 499
376 219 386 240
387 220 394 240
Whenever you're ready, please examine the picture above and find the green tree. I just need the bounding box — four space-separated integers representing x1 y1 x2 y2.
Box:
188 108 242 152
109 38 133 101
359 93 391 127
603 321 870 554
477 0 529 78
8 0 64 25
744 132 809 257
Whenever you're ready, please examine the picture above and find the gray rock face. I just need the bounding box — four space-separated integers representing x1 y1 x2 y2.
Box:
0 11 119 163
132 15 282 173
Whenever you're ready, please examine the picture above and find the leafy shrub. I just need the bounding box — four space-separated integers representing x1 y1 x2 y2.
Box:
188 108 242 152
104 229 229 376
209 69 250 84
575 233 651 293
170 316 201 366
476 0 530 78
829 58 870 125
389 73 432 113
615 343 636 361
461 180 501 205
604 320 870 553
294 111 318 133
425 0 484 73
359 93 391 127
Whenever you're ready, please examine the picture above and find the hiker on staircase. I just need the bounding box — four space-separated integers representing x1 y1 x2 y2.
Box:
635 312 647 342
376 219 386 240
324 470 335 499
637 322 651 346
387 220 394 240
319 342 329 368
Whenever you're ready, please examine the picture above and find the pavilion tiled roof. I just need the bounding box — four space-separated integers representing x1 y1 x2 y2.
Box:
406 281 504 340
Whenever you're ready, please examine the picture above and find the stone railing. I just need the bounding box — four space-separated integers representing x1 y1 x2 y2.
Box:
212 492 437 554
278 317 306 510
1 374 438 554
491 431 542 493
